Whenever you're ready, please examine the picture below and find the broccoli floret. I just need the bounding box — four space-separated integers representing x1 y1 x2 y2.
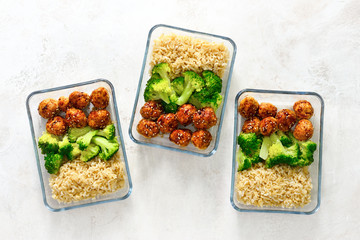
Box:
171 77 184 95
237 132 262 156
151 62 171 82
80 143 100 162
68 126 92 143
44 153 63 174
91 136 119 161
77 129 99 150
189 89 223 111
277 131 293 147
176 71 205 106
59 135 73 156
66 143 82 160
38 132 59 154
289 133 317 167
161 100 179 113
236 149 252 171
259 135 272 160
202 70 222 94
96 124 115 140
144 77 176 104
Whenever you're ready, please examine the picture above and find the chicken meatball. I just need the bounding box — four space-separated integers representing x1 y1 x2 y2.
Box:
65 108 87 128
238 96 259 118
176 104 197 126
137 119 159 138
276 109 297 132
242 117 261 134
140 100 164 120
191 129 212 149
38 98 59 119
293 119 314 141
69 91 90 109
169 129 192 147
193 107 217 129
58 96 71 112
293 100 314 120
88 109 111 129
258 102 277 119
46 116 68 136
90 87 109 109
157 113 178 133
259 117 278 136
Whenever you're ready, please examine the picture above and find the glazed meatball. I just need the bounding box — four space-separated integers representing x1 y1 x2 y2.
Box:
69 91 90 109
238 96 259 118
258 102 277 119
46 116 68 136
58 96 71 112
259 117 278 136
191 129 212 150
65 108 87 128
137 119 159 138
90 87 109 109
242 117 261 134
293 100 314 120
88 109 111 129
293 119 314 141
140 101 164 120
38 98 59 119
176 104 197 126
169 129 192 147
276 109 297 132
193 107 217 129
157 113 178 133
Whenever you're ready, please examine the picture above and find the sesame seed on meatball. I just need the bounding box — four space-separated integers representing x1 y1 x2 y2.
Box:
238 96 259 119
140 100 164 120
169 129 192 147
90 87 110 109
58 96 71 112
293 119 314 141
176 104 197 126
38 98 59 119
157 113 178 133
46 116 68 136
69 91 90 109
137 119 159 138
192 107 217 129
88 109 111 129
259 117 278 136
258 102 277 119
65 108 87 128
276 109 297 132
242 117 261 134
191 129 212 150
293 100 314 120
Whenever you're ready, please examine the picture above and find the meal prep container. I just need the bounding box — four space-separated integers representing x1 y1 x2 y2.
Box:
230 89 324 214
26 79 132 211
129 24 237 157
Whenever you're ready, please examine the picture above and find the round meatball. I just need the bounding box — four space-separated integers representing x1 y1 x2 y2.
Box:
137 119 159 138
58 96 71 112
46 116 68 136
157 113 178 133
191 129 212 149
140 101 164 120
293 100 314 120
259 117 278 136
169 129 192 147
38 98 59 119
238 96 259 118
65 108 87 128
276 109 297 132
293 119 314 141
69 91 90 109
258 102 277 119
176 104 197 126
88 109 110 129
242 117 261 134
193 107 217 129
90 87 109 109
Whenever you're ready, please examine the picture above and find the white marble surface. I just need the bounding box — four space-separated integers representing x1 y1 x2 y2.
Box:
1 0 359 239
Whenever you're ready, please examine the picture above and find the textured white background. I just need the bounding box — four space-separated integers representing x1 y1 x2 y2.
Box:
1 0 359 239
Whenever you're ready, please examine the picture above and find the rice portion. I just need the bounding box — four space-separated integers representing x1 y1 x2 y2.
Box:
151 33 230 78
235 162 312 208
49 154 126 203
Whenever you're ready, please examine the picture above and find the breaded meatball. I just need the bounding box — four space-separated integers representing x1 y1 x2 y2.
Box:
140 100 164 120
58 96 71 112
65 108 87 128
293 119 314 141
38 98 59 119
238 96 259 118
193 107 217 129
276 109 297 132
242 117 260 134
157 113 178 133
88 109 111 129
46 116 68 136
169 129 192 147
176 104 197 126
191 129 212 149
69 91 90 109
259 117 278 136
258 102 277 119
293 100 314 120
137 119 159 138
90 87 109 109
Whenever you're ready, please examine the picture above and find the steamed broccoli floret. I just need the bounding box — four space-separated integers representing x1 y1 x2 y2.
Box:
289 133 317 167
144 77 177 104
68 126 92 143
91 136 119 161
236 149 253 171
151 62 171 82
259 135 272 160
44 153 63 174
202 70 222 94
77 129 99 150
176 71 205 106
38 132 59 154
96 124 115 140
161 100 179 113
80 143 100 162
188 89 223 111
277 131 293 147
171 77 184 95
66 143 82 160
58 135 73 156
237 132 262 156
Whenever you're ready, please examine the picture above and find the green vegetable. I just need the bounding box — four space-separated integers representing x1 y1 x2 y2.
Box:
171 77 184 95
77 129 99 150
236 132 262 171
202 70 222 94
68 126 92 143
277 130 293 147
259 136 272 160
161 100 179 113
236 148 252 171
38 132 59 154
144 75 177 104
176 71 205 106
58 135 73 156
80 143 100 162
91 136 119 161
66 143 82 160
96 124 116 140
189 89 223 111
44 153 63 174
289 132 317 167
151 62 171 82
